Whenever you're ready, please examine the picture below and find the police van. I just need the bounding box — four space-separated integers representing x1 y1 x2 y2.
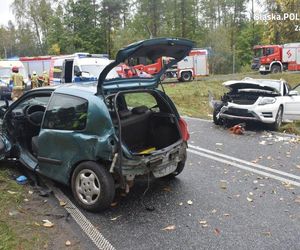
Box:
50 53 111 85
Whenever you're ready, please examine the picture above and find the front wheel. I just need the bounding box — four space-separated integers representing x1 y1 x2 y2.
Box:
270 106 283 131
180 71 192 82
271 65 281 73
71 161 115 212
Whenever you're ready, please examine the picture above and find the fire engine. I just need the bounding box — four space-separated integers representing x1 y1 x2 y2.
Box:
252 43 300 74
118 49 209 81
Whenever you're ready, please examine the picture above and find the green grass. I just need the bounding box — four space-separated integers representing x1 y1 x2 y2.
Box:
0 167 47 249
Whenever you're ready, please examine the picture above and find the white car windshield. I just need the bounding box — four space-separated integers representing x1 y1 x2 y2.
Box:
81 65 119 79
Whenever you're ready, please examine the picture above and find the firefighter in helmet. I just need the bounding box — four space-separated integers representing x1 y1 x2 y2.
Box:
10 66 25 101
42 70 50 86
31 71 39 89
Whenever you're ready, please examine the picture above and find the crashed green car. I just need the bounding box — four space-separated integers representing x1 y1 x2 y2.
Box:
0 38 192 211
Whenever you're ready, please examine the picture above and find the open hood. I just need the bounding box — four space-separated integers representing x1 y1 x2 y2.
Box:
97 38 194 94
223 79 281 93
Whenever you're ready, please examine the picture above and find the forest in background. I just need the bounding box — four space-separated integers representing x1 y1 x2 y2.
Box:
0 0 300 74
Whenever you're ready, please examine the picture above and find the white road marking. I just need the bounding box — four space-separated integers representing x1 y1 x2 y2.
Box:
189 144 300 182
51 185 115 250
187 148 300 187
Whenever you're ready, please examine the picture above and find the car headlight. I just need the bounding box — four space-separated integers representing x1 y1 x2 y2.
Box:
258 97 276 105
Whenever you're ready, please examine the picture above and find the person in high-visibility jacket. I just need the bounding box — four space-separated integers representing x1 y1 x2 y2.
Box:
42 71 49 86
31 71 39 89
10 66 24 101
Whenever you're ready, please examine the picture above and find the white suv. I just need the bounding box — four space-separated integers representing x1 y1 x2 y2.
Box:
213 78 300 130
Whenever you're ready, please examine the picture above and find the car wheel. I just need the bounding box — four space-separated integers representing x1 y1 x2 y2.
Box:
213 104 224 125
71 161 115 212
181 71 192 82
271 106 283 131
271 65 281 73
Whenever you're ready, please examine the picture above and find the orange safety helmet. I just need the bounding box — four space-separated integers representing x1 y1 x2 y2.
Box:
12 66 19 73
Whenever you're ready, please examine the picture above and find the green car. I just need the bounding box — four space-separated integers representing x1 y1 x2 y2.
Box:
0 38 193 211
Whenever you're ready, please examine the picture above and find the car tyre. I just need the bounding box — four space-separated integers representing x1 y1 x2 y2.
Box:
271 65 281 73
71 161 115 212
270 106 283 131
181 71 192 82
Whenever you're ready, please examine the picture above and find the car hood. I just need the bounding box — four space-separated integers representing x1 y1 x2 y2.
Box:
97 38 194 94
223 79 280 94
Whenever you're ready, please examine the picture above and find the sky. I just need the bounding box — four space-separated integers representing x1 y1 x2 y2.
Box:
0 0 262 27
0 0 15 26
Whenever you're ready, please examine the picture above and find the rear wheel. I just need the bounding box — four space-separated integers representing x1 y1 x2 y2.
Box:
71 161 115 212
180 71 192 82
271 65 281 73
270 106 283 131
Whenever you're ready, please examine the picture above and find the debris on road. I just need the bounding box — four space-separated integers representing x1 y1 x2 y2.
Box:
229 123 245 135
247 197 253 202
65 240 71 246
162 225 176 231
187 200 193 205
219 180 227 189
110 215 122 221
214 228 221 236
42 219 54 228
163 186 172 192
59 200 67 207
16 175 27 185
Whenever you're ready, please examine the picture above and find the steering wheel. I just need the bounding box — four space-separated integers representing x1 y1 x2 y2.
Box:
25 105 46 126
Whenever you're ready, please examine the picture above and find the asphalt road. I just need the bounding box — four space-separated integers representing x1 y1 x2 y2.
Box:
67 118 300 250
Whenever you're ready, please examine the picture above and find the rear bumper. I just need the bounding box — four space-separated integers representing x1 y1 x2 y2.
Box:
121 141 187 179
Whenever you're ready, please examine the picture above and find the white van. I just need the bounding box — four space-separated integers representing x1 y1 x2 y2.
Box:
50 53 112 84
0 60 30 99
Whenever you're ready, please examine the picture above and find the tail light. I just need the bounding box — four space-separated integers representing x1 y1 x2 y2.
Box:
178 118 190 141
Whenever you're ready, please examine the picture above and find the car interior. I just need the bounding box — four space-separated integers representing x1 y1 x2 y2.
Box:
106 91 181 154
5 93 51 158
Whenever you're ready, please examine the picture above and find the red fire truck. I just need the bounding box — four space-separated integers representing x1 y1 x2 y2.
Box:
118 49 209 81
252 43 300 74
19 56 52 76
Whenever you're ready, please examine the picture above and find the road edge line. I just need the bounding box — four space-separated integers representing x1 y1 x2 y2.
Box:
50 185 115 250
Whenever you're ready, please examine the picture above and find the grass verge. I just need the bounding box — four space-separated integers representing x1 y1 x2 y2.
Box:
0 166 47 249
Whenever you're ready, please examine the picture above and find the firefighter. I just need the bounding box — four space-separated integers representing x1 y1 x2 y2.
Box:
10 66 25 101
31 71 39 89
42 70 50 86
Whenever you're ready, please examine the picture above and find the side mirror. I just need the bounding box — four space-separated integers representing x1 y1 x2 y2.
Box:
288 90 299 96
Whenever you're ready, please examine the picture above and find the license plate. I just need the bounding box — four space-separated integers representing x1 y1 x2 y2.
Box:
152 164 177 178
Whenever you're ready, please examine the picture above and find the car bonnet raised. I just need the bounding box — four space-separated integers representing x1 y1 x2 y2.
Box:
97 38 194 94
222 78 281 93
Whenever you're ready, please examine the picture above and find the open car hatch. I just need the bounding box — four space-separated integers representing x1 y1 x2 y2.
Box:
97 38 194 95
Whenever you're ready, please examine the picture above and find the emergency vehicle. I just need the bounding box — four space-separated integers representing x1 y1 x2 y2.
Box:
50 53 109 84
118 49 209 81
20 56 52 76
252 43 300 74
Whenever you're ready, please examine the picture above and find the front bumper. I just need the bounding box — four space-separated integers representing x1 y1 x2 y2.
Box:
259 65 270 72
219 103 279 124
121 141 187 180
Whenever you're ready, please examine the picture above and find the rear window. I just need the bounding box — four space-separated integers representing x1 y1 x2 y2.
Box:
43 93 88 130
124 92 158 110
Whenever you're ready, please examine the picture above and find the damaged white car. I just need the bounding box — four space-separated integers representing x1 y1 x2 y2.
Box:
212 78 300 130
